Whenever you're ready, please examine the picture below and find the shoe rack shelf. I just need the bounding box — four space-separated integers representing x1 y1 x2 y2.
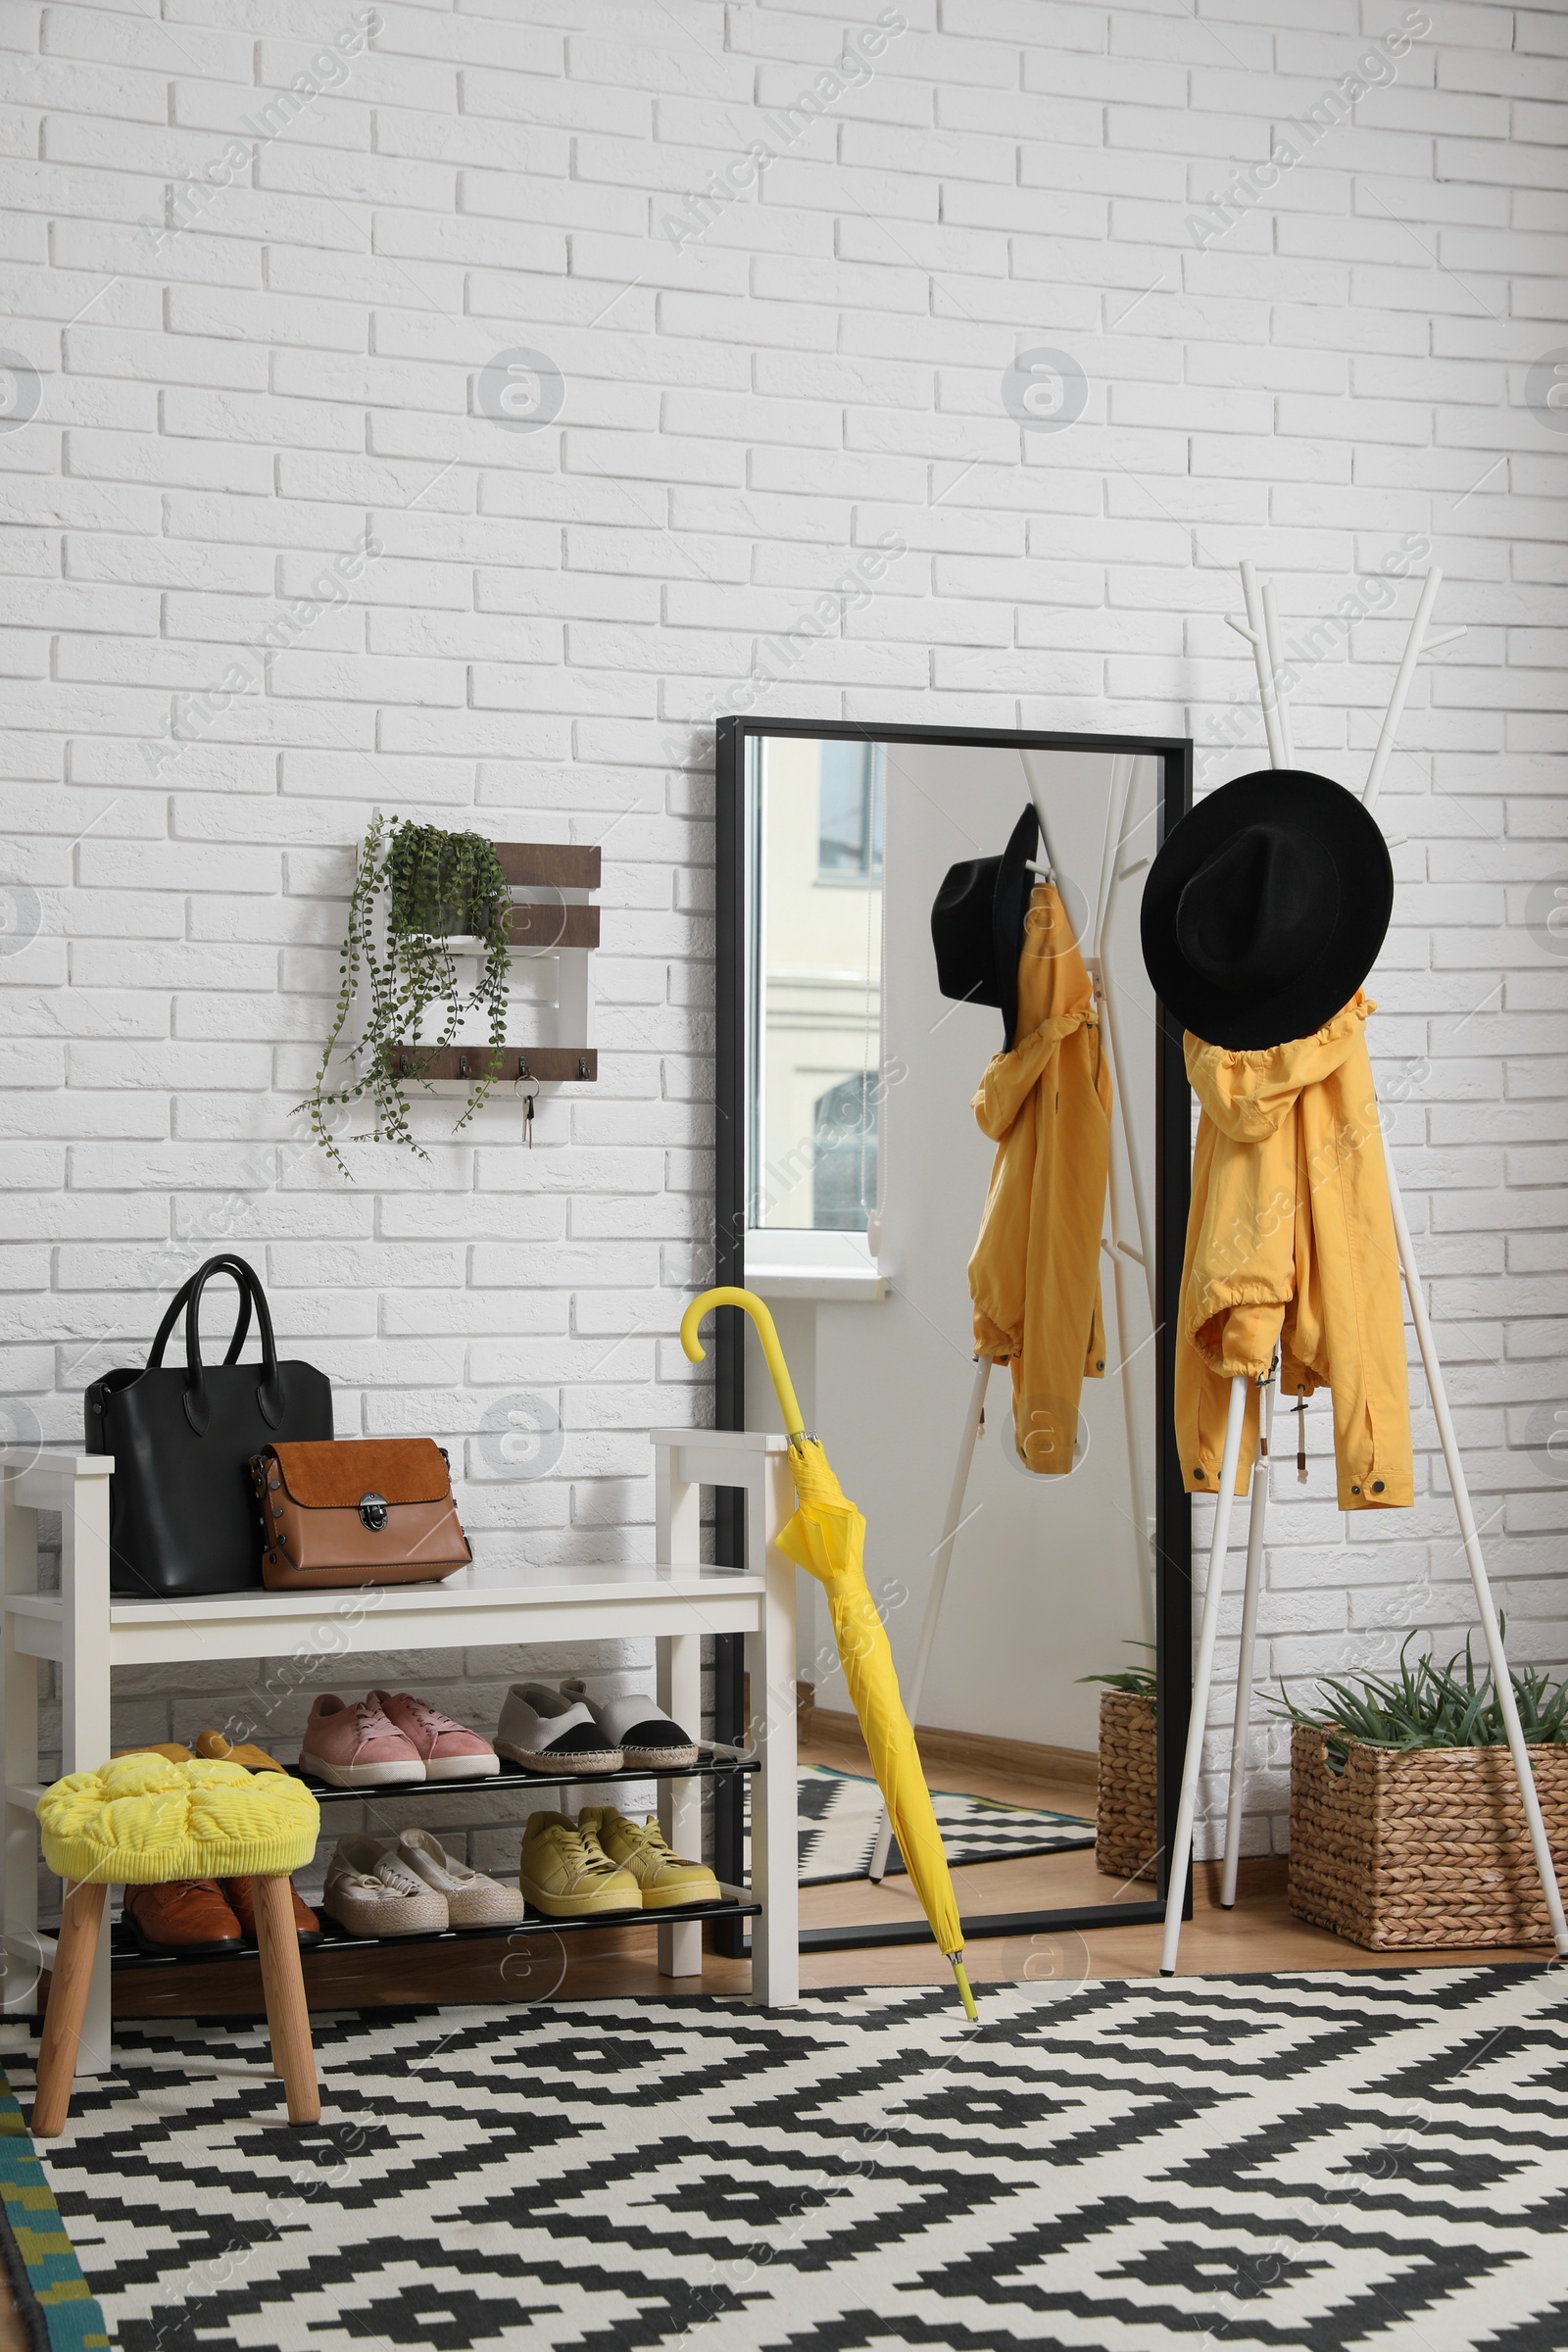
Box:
0 1432 801 2067
286 1747 760 1803
106 1889 764 1967
389 839 600 1089
103 1751 766 1965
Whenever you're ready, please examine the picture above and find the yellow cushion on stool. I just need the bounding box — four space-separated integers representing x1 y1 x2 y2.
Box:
37 1754 319 1886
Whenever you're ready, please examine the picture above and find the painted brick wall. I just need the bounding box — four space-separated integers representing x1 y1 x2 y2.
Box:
1 0 1565 1859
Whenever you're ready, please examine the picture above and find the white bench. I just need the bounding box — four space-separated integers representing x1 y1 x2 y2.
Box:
1 1427 800 2073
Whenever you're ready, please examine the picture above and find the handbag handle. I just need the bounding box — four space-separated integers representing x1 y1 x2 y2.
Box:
148 1256 254 1371
180 1257 282 1437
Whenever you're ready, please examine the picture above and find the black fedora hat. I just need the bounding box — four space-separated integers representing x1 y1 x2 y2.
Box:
930 805 1038 1051
1140 767 1393 1051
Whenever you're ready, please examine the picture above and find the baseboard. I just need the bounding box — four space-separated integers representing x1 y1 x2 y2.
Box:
799 1689 1098 1788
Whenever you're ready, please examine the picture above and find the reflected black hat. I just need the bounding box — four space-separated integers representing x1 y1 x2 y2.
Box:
1140 767 1393 1051
930 805 1038 1052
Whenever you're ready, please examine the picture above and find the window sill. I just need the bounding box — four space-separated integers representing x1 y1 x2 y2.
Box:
747 1267 889 1303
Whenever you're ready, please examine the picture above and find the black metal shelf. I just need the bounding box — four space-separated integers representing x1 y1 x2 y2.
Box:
104 1889 760 1967
284 1746 759 1804
78 1750 765 1973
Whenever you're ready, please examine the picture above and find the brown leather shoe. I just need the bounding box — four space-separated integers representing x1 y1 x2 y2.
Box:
220 1876 323 1949
194 1730 286 1774
122 1880 243 1957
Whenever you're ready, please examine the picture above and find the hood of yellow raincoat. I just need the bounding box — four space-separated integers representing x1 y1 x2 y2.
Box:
1177 992 1412 1512
1186 995 1368 1144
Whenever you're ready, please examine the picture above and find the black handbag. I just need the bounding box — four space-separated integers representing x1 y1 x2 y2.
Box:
85 1255 333 1598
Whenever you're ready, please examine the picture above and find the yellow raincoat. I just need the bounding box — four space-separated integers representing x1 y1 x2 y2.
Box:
968 884 1111 1474
1179 992 1412 1511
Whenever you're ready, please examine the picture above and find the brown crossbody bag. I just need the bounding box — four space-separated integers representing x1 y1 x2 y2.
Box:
249 1438 471 1589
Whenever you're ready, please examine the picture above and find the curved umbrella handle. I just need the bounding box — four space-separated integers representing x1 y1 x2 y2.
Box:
680 1287 806 1443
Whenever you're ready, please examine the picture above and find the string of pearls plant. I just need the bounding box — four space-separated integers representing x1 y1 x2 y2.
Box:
300 811 511 1178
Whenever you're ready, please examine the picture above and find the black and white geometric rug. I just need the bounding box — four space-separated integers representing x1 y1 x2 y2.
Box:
793 1763 1096 1886
22 1964 1568 2349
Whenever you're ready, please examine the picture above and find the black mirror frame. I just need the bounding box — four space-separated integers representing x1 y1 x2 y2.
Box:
710 715 1195 1956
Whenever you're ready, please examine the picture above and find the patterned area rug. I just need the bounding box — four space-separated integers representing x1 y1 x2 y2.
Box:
23 1966 1568 2350
0 2057 108 2351
791 1763 1095 1885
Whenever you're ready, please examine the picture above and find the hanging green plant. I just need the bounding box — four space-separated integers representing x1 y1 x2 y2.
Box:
299 811 512 1178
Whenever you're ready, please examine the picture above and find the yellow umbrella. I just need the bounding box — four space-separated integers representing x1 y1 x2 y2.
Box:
680 1285 977 2021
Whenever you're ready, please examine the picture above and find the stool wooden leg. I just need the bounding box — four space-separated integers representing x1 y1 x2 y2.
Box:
31 1881 109 2139
252 1877 319 2126
240 1880 286 2079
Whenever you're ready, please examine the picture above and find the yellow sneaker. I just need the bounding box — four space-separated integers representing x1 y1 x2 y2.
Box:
517 1810 642 1917
578 1805 723 1910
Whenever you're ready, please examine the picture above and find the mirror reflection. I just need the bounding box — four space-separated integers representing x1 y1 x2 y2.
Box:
741 727 1174 1937
749 734 886 1253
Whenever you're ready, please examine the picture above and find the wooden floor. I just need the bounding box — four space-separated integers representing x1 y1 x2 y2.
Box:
93 1727 1551 2019
800 1731 1551 1986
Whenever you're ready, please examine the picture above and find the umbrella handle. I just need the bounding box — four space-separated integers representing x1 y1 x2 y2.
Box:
680 1287 807 1443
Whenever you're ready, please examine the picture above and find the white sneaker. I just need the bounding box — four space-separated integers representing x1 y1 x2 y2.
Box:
495 1683 623 1776
560 1678 699 1770
321 1836 449 1937
396 1827 525 1929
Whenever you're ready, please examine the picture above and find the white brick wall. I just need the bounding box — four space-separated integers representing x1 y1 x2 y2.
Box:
1 0 1564 1856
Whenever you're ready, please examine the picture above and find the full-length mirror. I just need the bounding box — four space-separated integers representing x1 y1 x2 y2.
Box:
715 720 1192 1948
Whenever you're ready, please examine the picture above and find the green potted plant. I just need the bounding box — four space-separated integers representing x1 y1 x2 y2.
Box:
301 812 512 1177
1279 1637 1568 1948
1081 1647 1156 1885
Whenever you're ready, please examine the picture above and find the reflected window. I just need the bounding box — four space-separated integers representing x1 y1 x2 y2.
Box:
748 735 883 1237
817 741 884 881
811 1074 879 1230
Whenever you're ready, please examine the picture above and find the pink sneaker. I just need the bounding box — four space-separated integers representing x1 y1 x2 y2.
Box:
299 1693 425 1788
369 1690 500 1783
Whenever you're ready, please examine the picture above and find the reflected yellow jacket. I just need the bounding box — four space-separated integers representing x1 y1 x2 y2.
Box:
969 884 1111 1474
1179 992 1412 1511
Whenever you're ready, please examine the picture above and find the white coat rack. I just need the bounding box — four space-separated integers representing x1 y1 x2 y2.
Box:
866 753 1156 1883
1158 565 1568 1972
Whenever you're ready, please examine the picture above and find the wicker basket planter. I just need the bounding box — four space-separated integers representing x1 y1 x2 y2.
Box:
1289 1724 1568 1948
1096 1690 1157 1884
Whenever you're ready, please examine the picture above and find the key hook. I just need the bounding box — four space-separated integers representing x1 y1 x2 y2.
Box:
514 1061 540 1148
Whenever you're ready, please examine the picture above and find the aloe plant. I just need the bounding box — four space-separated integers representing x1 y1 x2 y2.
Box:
1276 1632 1568 1775
1080 1643 1157 1704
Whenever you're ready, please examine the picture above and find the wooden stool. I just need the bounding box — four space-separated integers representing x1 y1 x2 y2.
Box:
32 1876 319 2138
32 1753 323 2138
